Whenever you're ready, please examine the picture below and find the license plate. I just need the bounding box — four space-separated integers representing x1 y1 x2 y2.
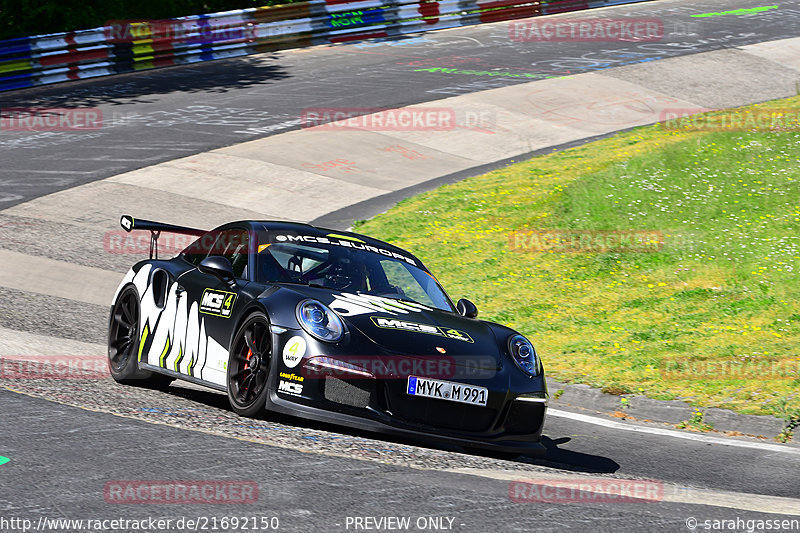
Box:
406 376 488 407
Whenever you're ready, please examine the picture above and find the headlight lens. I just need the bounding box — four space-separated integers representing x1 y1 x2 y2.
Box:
296 300 345 342
508 334 539 376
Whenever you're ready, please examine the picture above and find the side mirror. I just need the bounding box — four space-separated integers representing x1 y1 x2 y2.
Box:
199 256 236 287
456 298 478 318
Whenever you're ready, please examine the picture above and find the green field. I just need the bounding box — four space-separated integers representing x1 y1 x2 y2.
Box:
355 97 800 428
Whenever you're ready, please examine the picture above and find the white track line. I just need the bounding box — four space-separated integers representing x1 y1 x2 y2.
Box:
548 409 799 456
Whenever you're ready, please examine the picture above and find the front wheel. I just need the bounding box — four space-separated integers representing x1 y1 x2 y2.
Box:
227 312 272 417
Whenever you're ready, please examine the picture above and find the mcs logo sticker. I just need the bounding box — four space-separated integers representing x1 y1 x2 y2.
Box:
278 380 303 396
199 289 237 318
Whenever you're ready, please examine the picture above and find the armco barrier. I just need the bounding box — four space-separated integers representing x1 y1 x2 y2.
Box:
0 0 656 93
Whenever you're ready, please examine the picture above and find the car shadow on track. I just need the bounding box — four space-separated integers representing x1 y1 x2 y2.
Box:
518 436 620 473
158 382 619 474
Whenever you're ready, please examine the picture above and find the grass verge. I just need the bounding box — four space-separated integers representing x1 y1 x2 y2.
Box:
355 96 800 418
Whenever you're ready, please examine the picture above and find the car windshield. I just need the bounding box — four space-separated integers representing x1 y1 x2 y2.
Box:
256 238 453 311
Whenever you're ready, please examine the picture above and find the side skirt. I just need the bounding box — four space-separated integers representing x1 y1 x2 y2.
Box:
139 362 227 393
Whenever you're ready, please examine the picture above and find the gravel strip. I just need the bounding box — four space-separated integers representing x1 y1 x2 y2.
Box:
1 376 601 476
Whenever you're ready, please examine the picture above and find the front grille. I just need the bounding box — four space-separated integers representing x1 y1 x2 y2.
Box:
503 400 546 435
390 397 496 433
323 376 372 408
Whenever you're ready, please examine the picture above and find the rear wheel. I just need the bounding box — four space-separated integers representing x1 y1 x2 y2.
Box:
108 285 151 383
227 312 272 417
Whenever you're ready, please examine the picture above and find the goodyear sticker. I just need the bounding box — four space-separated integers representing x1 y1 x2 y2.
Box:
199 289 237 318
282 336 306 369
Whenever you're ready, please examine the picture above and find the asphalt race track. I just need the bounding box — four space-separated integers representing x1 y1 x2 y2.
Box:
1 0 800 531
2 0 800 208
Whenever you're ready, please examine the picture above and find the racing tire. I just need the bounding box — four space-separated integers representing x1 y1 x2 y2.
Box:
108 285 153 384
227 312 272 417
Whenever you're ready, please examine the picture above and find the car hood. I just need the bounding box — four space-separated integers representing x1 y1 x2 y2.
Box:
320 291 503 369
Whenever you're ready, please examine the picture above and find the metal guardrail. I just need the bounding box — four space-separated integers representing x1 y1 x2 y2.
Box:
0 0 655 93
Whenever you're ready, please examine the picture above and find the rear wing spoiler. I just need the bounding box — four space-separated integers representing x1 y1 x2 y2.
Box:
120 215 205 260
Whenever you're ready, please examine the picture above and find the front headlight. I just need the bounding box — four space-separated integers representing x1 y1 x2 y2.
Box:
508 334 539 377
296 300 345 342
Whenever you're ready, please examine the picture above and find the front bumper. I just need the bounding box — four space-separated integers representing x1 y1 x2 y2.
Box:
266 330 548 455
266 387 547 455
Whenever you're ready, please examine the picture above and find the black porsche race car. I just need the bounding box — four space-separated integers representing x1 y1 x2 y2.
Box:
108 215 548 454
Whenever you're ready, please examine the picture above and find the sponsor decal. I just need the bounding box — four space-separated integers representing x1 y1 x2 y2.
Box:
371 317 473 343
279 371 304 382
328 293 432 317
277 380 303 396
272 234 416 266
325 8 385 29
199 289 237 318
282 336 306 369
373 317 438 334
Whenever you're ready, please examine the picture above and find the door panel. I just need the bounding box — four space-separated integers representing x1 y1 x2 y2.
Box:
176 269 234 386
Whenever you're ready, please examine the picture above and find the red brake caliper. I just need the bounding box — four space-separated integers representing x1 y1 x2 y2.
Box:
243 348 253 389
